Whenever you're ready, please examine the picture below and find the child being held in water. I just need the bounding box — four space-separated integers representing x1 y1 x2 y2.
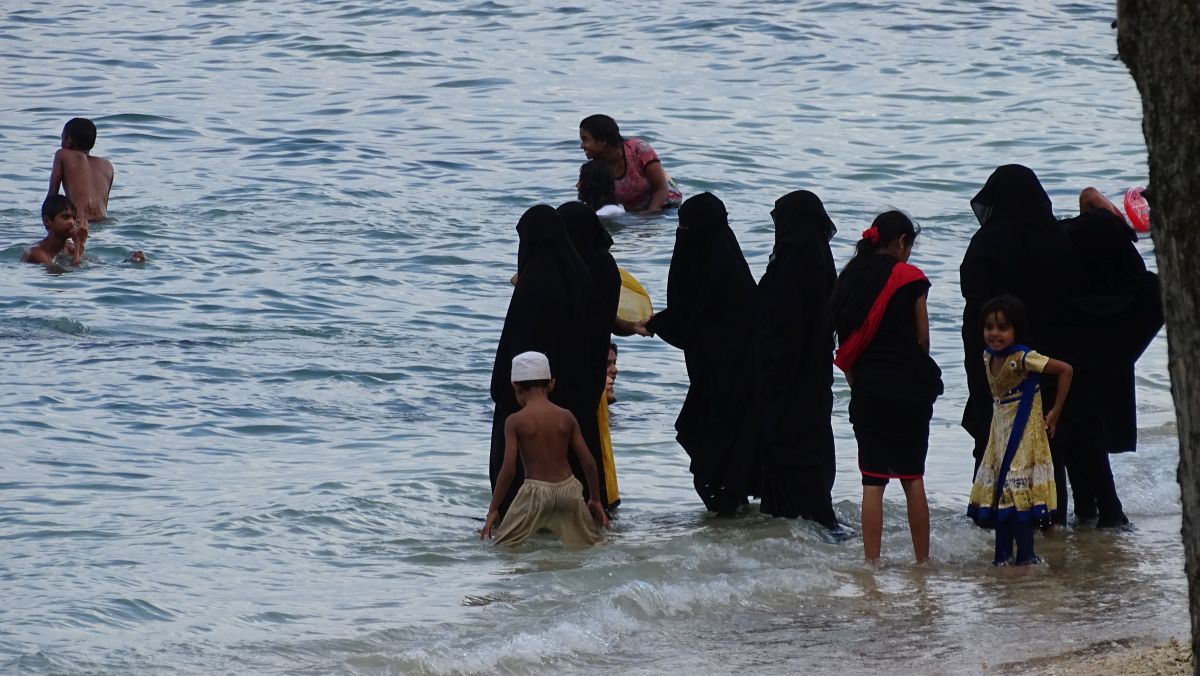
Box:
48 117 114 226
21 195 87 269
967 296 1072 566
481 351 609 546
577 159 625 218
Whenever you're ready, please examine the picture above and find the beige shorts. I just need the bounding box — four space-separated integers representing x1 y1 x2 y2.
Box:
493 476 601 547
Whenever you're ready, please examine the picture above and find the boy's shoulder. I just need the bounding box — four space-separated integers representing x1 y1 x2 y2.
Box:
510 401 574 426
21 243 54 265
54 147 87 164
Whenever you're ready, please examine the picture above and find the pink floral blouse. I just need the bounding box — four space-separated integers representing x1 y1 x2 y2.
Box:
614 138 683 210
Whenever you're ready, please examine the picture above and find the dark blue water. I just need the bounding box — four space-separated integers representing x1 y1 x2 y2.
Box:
0 2 1183 673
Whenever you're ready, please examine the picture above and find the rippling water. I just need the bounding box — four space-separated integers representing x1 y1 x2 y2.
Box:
0 2 1183 674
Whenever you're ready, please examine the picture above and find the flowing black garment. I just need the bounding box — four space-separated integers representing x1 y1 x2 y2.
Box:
558 200 620 509
959 165 1082 462
489 205 597 515
1059 209 1163 454
645 192 766 514
1053 209 1163 524
756 191 839 526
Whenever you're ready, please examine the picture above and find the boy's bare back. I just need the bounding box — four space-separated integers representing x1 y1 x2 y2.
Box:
50 149 113 224
505 399 582 482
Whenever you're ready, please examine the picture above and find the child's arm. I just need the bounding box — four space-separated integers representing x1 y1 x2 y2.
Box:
568 415 611 528
48 150 65 197
1040 357 1073 438
481 416 521 539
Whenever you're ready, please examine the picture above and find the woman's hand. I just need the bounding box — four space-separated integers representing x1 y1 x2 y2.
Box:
633 315 655 337
641 161 670 213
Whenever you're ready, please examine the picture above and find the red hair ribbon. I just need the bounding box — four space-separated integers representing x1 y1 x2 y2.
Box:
862 226 880 243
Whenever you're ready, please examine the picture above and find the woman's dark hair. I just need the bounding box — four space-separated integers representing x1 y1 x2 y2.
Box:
854 209 919 257
980 294 1029 344
578 160 617 210
579 114 623 147
609 341 618 355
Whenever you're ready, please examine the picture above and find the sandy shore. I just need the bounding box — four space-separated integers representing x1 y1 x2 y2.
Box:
987 638 1193 675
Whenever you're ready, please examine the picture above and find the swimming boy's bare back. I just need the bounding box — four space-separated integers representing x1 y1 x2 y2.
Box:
50 149 113 224
48 118 114 225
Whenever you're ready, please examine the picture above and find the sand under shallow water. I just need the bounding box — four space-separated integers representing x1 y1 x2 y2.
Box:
993 638 1193 675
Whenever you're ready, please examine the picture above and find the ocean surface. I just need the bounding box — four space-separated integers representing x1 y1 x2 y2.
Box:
0 1 1185 674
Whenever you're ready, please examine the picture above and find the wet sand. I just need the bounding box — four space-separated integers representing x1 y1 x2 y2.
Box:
991 637 1193 675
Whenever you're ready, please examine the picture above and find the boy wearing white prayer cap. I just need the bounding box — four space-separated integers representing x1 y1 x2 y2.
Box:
481 351 609 546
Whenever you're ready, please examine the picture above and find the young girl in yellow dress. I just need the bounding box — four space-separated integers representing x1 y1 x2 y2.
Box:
967 295 1073 565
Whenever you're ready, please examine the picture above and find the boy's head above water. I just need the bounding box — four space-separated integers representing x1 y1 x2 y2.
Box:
61 117 97 152
41 194 77 232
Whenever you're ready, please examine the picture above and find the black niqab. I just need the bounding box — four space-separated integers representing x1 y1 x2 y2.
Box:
756 190 838 526
1057 208 1163 453
489 205 598 514
558 200 621 507
645 192 765 514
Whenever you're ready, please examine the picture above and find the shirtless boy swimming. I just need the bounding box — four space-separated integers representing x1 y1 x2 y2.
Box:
481 351 609 546
48 118 114 225
22 195 86 269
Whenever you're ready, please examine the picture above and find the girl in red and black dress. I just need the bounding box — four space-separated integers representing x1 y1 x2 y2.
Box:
830 211 943 564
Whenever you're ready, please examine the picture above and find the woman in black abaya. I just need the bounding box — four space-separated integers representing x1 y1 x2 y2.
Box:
489 205 602 516
1057 207 1163 526
639 192 765 515
756 190 840 528
558 200 622 510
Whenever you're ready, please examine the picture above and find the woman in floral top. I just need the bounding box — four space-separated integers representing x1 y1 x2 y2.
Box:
578 114 682 213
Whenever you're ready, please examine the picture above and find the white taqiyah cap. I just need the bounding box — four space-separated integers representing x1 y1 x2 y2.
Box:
511 351 551 382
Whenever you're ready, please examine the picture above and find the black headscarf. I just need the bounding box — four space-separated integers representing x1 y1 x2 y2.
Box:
756 190 839 526
489 205 597 513
558 201 621 507
970 163 1055 229
646 193 765 514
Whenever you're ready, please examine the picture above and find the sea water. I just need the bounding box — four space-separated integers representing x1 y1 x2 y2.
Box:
0 1 1184 674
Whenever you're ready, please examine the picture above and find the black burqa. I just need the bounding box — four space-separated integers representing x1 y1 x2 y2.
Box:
489 205 596 516
1060 209 1163 453
1054 208 1163 523
645 192 766 514
960 165 1081 462
558 200 620 509
756 191 839 527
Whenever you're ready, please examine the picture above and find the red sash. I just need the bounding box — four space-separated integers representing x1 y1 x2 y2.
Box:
833 262 927 373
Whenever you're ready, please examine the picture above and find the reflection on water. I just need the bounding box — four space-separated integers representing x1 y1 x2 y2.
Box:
0 0 1183 674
